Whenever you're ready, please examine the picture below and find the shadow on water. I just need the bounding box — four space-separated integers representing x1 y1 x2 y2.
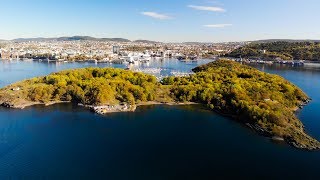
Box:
0 103 319 179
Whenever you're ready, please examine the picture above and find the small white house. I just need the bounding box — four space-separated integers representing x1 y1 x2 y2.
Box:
12 87 20 91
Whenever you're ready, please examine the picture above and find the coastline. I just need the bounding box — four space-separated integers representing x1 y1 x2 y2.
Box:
0 61 319 151
0 99 198 113
1 100 71 109
137 101 198 107
1 97 319 150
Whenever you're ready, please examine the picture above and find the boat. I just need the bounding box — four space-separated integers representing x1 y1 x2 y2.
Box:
154 56 163 60
189 56 197 61
87 59 98 63
126 53 139 63
111 59 125 64
177 56 186 60
138 53 151 62
41 58 50 62
20 58 33 61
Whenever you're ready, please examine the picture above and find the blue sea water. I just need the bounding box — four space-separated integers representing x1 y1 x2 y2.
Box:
0 59 319 179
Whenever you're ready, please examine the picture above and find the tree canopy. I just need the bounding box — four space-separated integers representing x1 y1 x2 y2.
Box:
162 60 319 149
226 41 320 60
0 68 159 106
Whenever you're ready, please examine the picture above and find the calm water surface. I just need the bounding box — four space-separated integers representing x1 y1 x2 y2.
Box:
0 59 213 86
0 59 320 179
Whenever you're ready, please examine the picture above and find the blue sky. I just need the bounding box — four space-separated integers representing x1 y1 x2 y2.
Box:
0 0 319 42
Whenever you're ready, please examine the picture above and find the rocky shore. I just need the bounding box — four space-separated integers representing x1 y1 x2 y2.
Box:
1 97 319 150
0 100 70 109
79 103 137 114
1 99 197 115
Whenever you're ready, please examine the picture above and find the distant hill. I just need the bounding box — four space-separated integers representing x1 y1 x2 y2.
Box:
252 39 320 43
101 38 131 42
12 36 131 42
183 42 211 45
134 40 160 44
13 38 56 42
226 41 320 60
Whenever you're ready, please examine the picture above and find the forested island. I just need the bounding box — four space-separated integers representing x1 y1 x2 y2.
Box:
0 60 319 150
226 41 320 60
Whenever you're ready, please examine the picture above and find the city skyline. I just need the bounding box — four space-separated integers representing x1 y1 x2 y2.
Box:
1 0 319 42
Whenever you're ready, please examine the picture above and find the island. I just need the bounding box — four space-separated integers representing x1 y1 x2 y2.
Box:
1 59 319 150
0 67 174 112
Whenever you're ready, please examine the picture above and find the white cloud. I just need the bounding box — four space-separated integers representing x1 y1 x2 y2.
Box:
204 24 232 28
141 12 172 20
188 5 226 12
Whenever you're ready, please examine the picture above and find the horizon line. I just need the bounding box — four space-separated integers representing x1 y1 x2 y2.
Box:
1 36 320 44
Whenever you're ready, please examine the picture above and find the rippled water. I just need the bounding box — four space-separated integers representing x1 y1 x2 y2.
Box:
0 59 320 179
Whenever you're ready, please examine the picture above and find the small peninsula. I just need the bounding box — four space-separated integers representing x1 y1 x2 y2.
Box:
0 60 319 150
226 41 320 61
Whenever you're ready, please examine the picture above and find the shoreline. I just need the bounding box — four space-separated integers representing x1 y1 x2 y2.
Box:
0 60 318 151
0 100 198 113
1 98 319 150
137 101 198 107
1 100 71 109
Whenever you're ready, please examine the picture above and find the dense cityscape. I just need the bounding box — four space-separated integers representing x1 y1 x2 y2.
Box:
0 37 244 63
